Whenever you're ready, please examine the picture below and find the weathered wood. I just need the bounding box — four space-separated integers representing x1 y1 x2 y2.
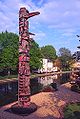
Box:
18 7 40 107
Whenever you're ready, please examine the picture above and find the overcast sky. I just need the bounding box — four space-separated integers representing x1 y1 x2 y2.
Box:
0 0 80 54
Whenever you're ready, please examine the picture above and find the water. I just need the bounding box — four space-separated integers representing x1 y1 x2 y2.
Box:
0 73 70 107
0 82 18 107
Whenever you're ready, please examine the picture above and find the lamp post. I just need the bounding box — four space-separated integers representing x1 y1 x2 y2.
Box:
11 7 40 115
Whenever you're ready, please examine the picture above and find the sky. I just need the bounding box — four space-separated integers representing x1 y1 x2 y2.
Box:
0 0 80 54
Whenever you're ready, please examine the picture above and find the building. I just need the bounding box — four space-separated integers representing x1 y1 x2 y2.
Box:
40 58 56 73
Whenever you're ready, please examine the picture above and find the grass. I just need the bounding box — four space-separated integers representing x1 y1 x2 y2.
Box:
64 103 80 119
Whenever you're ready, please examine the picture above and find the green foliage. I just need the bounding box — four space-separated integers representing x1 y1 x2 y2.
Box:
41 45 57 61
0 31 43 74
58 47 72 70
30 40 42 70
64 103 80 119
59 47 72 62
59 47 71 57
0 31 18 71
1 46 18 69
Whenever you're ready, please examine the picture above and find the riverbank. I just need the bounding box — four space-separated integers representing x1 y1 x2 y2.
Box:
0 70 79 84
0 82 80 119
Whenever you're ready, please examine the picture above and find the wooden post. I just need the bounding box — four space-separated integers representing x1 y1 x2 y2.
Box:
11 8 40 115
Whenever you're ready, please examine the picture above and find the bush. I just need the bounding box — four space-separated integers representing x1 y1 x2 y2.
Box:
71 84 80 93
64 103 80 119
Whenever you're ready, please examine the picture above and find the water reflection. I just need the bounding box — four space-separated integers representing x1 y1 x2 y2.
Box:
38 75 58 86
0 82 18 94
0 82 18 107
30 78 43 95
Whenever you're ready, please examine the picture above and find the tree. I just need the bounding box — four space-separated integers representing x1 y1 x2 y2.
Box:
41 45 57 61
54 58 62 69
30 40 42 71
58 47 72 70
0 31 18 75
0 31 43 75
59 47 71 58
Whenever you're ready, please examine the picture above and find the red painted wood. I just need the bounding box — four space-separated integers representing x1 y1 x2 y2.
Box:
18 8 40 107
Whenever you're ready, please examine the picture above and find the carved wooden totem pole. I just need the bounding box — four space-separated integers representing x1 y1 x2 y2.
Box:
11 7 40 115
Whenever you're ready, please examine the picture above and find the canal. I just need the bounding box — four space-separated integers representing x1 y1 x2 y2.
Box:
0 73 70 107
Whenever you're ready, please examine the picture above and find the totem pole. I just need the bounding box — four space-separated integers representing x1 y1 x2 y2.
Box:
11 7 40 115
